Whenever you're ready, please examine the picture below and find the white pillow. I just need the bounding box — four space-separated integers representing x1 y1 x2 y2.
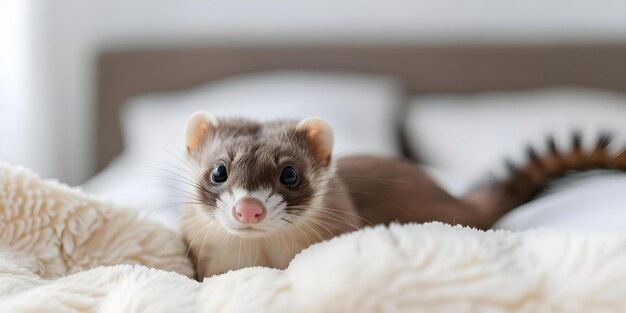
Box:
405 87 626 186
121 70 403 161
86 70 403 228
494 171 626 231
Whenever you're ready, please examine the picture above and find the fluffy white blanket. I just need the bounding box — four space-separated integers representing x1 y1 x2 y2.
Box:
1 163 626 313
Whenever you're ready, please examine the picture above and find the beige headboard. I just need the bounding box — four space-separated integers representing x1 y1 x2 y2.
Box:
96 44 626 170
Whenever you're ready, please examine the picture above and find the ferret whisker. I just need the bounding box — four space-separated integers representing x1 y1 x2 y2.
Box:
169 154 201 174
244 238 251 265
287 207 364 230
249 239 256 265
301 190 346 198
146 175 207 194
277 227 292 255
139 165 208 191
177 218 209 241
185 222 215 259
339 179 409 188
289 222 313 247
178 192 208 204
340 175 412 183
149 216 203 253
142 201 203 219
304 190 409 218
164 146 205 176
281 216 296 227
316 175 411 184
285 213 335 238
150 194 204 202
288 126 298 144
331 149 350 159
157 178 208 195
139 162 193 182
253 241 260 266
276 218 289 249
297 184 348 198
296 218 325 242
178 209 214 219
305 180 362 192
176 219 207 243
176 200 207 206
305 217 338 238
141 183 202 199
348 190 411 218
224 232 233 251
156 201 206 214
305 216 346 232
158 185 207 201
150 159 191 174
155 199 207 208
287 103 304 144
281 221 298 252
218 230 232 251
177 215 209 232
198 230 211 271
142 201 207 220
216 231 226 250
309 212 362 230
276 232 286 253
306 180 403 198
237 237 243 269
269 232 278 250
302 219 326 242
287 205 374 226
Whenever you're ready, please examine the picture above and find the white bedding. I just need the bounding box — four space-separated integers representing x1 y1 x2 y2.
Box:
5 162 626 312
494 171 626 231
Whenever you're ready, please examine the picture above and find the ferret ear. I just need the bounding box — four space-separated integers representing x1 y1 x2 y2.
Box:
185 111 217 154
297 118 334 166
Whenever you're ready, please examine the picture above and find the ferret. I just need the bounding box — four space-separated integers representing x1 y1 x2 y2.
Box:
181 112 626 279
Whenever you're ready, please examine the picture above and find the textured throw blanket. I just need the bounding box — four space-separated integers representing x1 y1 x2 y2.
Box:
1 162 625 313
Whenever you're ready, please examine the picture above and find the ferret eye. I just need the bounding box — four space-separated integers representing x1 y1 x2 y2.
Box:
211 164 228 183
280 166 298 186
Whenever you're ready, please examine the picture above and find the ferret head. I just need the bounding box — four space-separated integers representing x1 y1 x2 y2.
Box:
184 112 334 238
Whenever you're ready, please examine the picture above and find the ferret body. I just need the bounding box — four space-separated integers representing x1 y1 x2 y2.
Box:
181 112 626 279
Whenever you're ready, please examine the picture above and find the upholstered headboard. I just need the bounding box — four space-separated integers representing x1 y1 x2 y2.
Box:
96 44 626 170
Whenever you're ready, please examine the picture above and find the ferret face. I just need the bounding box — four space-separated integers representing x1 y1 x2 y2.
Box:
184 113 334 238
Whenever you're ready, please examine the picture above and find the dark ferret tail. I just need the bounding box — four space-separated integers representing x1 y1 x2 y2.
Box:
462 132 626 228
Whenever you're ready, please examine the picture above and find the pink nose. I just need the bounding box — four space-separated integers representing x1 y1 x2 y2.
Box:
233 198 266 224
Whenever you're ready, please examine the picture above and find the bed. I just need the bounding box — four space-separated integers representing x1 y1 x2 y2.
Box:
3 43 626 312
85 43 626 230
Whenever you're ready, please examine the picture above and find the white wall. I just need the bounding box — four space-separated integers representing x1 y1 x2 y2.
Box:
0 0 57 178
3 0 626 184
